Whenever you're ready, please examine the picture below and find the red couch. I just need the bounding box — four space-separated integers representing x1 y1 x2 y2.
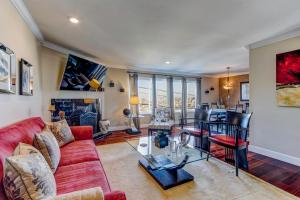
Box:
0 117 126 200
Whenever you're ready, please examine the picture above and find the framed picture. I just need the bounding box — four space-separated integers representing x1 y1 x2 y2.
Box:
240 81 249 101
0 43 16 93
20 59 33 96
276 49 300 107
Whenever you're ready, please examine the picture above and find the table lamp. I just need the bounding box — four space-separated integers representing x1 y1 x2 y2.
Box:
48 105 56 121
127 96 141 134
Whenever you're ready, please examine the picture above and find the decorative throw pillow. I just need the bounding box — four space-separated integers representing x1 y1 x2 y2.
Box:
3 153 56 200
13 142 41 156
33 129 61 173
47 119 74 147
48 187 104 200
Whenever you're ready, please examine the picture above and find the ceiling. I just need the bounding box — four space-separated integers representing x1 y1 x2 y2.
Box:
23 0 300 75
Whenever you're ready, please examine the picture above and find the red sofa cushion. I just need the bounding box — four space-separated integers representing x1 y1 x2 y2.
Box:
208 135 247 147
184 127 209 136
55 160 111 195
59 140 99 166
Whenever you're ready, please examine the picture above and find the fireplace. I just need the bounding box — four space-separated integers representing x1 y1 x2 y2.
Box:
51 98 101 133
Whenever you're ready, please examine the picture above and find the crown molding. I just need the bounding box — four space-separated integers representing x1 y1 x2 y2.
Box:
247 27 300 49
127 67 202 78
10 0 44 41
42 41 99 62
203 71 249 78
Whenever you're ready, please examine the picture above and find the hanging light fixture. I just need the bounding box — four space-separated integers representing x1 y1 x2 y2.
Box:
223 67 233 90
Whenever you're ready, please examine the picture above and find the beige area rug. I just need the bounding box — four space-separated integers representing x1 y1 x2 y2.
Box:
97 142 299 200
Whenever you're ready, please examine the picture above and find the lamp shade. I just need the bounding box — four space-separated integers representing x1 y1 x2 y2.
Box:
89 79 100 89
130 96 140 105
48 105 56 112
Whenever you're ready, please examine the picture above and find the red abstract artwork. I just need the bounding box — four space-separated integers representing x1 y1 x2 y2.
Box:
276 49 300 107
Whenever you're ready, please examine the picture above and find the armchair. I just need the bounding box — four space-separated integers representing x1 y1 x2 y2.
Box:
206 111 253 176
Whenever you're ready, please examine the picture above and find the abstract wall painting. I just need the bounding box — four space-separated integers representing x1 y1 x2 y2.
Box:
0 43 16 93
276 49 300 107
20 59 33 96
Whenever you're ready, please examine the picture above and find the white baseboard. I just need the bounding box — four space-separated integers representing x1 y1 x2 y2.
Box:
248 145 300 167
109 126 128 131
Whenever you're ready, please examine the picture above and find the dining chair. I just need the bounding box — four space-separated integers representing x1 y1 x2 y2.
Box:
206 111 253 176
211 102 218 109
245 103 250 113
219 104 226 109
200 103 210 110
235 104 244 113
179 108 212 157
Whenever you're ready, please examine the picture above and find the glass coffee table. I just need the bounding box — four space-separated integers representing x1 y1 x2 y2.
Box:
126 135 207 189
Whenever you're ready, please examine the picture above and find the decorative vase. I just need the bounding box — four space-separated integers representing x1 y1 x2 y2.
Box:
154 131 169 148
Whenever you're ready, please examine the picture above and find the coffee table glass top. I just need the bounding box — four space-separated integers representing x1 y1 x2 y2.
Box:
126 136 207 170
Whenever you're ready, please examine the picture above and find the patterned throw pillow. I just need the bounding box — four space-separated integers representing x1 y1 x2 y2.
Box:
33 129 61 173
3 153 56 200
47 119 75 147
13 143 41 155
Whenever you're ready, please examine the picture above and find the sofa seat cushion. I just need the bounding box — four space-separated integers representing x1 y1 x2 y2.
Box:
55 160 111 195
59 140 99 166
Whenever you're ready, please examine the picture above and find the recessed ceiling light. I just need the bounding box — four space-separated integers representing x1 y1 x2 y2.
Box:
165 61 171 65
69 17 79 24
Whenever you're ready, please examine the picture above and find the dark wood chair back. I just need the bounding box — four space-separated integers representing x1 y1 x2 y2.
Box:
194 108 208 129
235 104 244 113
245 103 250 113
226 111 252 140
200 103 209 110
211 102 218 109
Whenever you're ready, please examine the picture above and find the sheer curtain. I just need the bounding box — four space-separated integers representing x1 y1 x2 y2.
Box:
196 78 202 107
182 78 187 124
168 77 175 120
152 75 156 115
129 73 139 115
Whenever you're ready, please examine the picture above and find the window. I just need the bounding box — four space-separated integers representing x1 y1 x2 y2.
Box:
173 79 182 112
240 82 249 101
138 76 153 113
156 77 168 108
186 79 197 110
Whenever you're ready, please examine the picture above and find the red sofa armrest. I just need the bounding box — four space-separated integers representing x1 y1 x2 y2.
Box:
104 191 126 200
70 126 93 140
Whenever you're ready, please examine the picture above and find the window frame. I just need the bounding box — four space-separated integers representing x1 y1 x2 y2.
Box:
155 77 169 108
186 79 197 111
173 78 183 113
137 76 153 114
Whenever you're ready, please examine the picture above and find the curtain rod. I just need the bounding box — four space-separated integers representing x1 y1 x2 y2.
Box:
127 71 201 79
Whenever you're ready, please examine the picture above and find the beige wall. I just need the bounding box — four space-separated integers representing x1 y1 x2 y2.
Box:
201 77 219 105
40 47 130 127
103 68 129 127
0 0 42 126
250 36 300 159
219 74 249 108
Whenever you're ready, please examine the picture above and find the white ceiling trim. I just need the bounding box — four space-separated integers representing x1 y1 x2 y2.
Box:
42 41 128 70
248 27 300 49
204 71 249 78
10 0 44 41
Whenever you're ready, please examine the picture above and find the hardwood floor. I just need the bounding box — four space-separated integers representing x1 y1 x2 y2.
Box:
96 128 300 198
